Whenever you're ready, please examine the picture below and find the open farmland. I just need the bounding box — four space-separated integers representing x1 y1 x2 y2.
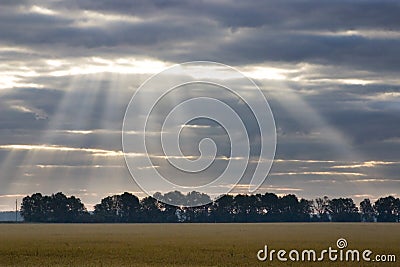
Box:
0 223 398 266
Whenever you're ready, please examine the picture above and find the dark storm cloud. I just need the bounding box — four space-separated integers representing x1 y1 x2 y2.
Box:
0 3 219 51
61 1 400 71
66 0 400 30
1 1 399 72
219 31 400 71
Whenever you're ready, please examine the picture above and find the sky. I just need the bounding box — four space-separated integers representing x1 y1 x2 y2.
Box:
0 0 399 210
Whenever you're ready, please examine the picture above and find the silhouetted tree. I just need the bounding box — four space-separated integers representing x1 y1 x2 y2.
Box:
328 198 360 222
21 192 88 222
374 196 399 222
140 196 162 222
360 199 376 222
119 192 140 222
210 195 234 222
21 190 400 223
231 194 257 222
276 194 312 222
190 202 213 222
313 196 330 222
21 193 46 222
153 192 179 222
151 191 213 222
186 191 212 207
257 193 279 222
277 194 297 221
94 192 140 222
297 198 313 222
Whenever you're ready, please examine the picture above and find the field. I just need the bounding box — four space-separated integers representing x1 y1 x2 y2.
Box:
0 223 398 266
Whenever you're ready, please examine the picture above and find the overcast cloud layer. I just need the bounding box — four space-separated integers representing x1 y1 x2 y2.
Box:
0 0 399 210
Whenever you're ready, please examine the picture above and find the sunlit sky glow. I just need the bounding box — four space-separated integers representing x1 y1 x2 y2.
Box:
0 1 399 210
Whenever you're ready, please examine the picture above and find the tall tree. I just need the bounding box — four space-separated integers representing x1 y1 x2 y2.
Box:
94 196 119 222
186 191 212 207
21 192 88 222
360 199 376 222
277 195 312 222
21 193 46 222
119 192 140 222
278 194 299 222
140 196 162 222
210 195 234 222
297 198 313 222
374 196 399 222
259 193 280 222
94 192 140 222
232 194 256 222
313 196 330 222
328 198 360 222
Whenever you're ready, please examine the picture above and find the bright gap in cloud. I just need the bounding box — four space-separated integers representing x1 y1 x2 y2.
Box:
49 58 169 76
74 10 143 27
302 29 400 39
0 144 123 157
29 5 58 16
272 171 366 176
242 66 294 80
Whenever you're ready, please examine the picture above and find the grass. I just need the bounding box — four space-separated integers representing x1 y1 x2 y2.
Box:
0 223 398 266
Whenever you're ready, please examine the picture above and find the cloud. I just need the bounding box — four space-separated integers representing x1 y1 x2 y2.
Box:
0 1 399 72
0 0 399 210
349 178 400 183
0 144 123 157
271 171 366 177
9 104 48 120
331 161 400 169
0 194 26 199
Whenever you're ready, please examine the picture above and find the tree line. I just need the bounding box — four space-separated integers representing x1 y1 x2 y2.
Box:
20 191 400 223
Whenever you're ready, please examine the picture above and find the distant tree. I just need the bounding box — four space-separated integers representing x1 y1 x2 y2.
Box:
313 196 330 222
21 193 46 222
119 192 140 222
185 191 212 207
94 192 140 222
278 194 299 222
297 198 313 222
153 192 179 222
210 195 234 222
232 194 257 222
21 192 88 222
396 198 400 222
190 202 213 223
139 196 162 222
277 194 312 222
93 196 119 222
360 199 376 222
52 193 87 222
21 190 400 223
156 191 185 206
49 192 69 222
160 202 179 223
374 196 399 222
328 198 360 222
259 193 280 222
152 191 212 222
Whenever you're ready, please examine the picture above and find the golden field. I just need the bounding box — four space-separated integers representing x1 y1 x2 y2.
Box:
0 223 398 266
